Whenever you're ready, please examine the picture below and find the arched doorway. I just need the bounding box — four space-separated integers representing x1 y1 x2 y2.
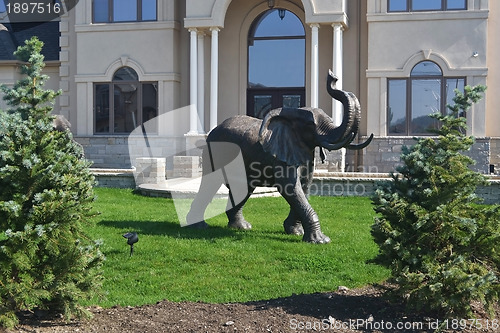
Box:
247 9 306 118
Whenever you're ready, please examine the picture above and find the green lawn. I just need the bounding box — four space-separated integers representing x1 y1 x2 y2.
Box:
85 188 389 307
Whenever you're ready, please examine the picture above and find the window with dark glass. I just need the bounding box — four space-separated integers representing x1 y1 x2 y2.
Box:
93 0 157 23
94 67 158 134
387 61 465 135
388 0 466 12
247 9 306 118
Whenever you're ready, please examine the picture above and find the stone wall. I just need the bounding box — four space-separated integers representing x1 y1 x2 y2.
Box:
490 138 500 174
359 137 409 173
361 137 492 174
75 136 185 174
77 135 498 176
92 169 135 188
311 176 500 204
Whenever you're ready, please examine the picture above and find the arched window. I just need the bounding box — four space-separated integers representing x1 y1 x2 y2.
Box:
247 9 305 118
388 61 465 135
94 67 158 134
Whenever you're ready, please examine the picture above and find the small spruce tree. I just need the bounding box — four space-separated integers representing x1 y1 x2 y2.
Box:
0 37 104 328
371 85 500 319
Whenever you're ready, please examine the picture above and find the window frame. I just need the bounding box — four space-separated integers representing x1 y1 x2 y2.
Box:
388 0 467 12
94 68 158 135
387 62 466 136
92 0 157 23
247 9 306 89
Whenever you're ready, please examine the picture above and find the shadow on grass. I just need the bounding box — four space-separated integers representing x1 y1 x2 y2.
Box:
98 219 237 240
97 219 303 243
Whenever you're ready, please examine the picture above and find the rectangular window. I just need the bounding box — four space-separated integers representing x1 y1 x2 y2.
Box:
446 0 466 10
283 95 301 109
94 83 157 134
142 0 157 21
388 0 407 11
142 83 158 133
388 0 467 12
411 79 441 134
387 74 465 136
249 39 305 88
114 0 137 22
93 0 109 23
114 84 138 133
95 84 110 133
93 0 156 23
388 80 407 135
412 0 441 11
253 95 273 119
445 78 465 115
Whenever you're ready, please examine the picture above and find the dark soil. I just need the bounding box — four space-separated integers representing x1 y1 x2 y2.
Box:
4 284 499 333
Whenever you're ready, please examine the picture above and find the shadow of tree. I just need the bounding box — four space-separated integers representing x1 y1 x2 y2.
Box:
244 284 437 333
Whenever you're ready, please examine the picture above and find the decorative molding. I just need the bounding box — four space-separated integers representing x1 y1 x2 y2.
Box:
75 21 180 33
120 56 128 67
422 49 432 60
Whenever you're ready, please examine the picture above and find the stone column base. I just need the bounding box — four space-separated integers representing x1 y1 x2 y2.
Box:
173 156 202 178
134 157 167 186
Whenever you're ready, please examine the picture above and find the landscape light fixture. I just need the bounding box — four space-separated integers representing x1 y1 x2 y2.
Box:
123 232 139 257
268 0 275 9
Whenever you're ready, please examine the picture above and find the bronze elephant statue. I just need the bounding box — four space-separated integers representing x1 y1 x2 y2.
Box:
186 71 373 244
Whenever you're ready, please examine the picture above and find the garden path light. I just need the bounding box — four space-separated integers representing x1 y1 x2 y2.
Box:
123 232 139 257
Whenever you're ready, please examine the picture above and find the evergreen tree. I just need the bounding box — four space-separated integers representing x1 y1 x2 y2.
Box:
0 37 104 328
372 85 500 319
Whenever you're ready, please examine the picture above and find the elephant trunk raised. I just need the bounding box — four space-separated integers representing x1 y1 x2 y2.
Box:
318 70 373 151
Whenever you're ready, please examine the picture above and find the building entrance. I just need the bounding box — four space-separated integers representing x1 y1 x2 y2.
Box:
247 9 305 119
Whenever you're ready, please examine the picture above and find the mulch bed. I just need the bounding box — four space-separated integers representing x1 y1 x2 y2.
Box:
5 284 499 333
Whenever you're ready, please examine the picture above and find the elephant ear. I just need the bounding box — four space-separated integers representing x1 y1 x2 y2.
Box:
259 108 316 166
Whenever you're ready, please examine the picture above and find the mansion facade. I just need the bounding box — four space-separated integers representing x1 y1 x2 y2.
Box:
1 0 499 174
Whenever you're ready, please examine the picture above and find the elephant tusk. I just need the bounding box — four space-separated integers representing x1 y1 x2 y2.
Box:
320 131 355 151
347 133 374 150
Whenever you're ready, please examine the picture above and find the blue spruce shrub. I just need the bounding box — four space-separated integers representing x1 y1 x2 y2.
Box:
0 37 104 328
372 85 500 318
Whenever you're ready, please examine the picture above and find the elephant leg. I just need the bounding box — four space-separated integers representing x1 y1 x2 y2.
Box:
283 163 313 236
283 209 304 235
186 172 224 229
226 187 254 230
276 177 330 244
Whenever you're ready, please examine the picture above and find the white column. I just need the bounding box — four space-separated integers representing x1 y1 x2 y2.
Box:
188 28 198 134
210 27 219 130
332 24 344 127
310 24 320 108
197 31 205 134
332 24 346 172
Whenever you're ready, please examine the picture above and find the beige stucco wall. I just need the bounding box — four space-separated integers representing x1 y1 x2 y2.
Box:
486 0 500 137
0 64 20 111
0 62 60 112
366 7 489 137
65 0 185 136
